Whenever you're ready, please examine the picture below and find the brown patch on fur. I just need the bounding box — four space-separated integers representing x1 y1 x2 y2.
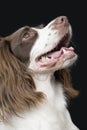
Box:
0 39 44 122
54 69 79 98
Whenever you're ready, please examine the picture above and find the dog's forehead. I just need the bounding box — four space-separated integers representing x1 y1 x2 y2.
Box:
12 26 33 35
17 25 44 33
19 26 33 32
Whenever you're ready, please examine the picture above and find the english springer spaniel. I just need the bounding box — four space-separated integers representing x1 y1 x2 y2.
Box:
0 16 80 130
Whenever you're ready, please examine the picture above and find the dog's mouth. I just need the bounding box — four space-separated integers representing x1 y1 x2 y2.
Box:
36 32 77 67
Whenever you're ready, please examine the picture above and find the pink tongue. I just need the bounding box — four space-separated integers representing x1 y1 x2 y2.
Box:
47 50 62 58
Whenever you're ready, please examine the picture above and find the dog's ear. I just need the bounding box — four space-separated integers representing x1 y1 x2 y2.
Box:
35 24 44 29
5 26 38 63
0 37 6 48
0 36 44 121
54 69 79 99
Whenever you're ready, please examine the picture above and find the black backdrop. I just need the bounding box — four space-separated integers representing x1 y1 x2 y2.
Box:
0 0 86 129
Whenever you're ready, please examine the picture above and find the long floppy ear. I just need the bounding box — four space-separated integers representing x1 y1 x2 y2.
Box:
0 34 44 122
54 69 79 99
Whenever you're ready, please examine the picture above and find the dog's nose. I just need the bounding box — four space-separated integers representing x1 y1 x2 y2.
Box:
54 16 69 26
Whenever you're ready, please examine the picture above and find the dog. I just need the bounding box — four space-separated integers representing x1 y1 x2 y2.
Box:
0 16 80 130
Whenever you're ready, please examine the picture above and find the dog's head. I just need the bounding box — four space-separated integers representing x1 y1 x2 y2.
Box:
1 16 77 73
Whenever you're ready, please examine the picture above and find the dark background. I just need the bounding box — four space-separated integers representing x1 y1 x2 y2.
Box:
0 0 86 129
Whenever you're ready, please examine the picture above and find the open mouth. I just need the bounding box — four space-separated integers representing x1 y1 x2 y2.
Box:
36 32 76 67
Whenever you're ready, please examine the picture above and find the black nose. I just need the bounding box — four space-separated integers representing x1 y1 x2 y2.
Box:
54 16 69 26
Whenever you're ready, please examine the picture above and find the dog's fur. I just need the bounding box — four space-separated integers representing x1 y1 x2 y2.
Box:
0 16 79 130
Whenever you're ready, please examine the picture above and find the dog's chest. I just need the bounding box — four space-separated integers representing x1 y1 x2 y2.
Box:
11 97 66 130
0 77 78 130
10 78 67 130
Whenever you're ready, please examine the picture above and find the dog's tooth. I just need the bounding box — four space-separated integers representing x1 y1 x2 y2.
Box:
41 56 46 62
46 56 50 61
40 57 43 62
62 49 66 53
41 56 44 61
40 58 42 62
51 57 54 59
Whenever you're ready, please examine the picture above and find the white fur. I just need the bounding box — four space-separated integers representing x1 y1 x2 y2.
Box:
0 16 79 130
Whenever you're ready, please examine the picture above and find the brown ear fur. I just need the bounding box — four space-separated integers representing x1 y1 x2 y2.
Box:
54 69 79 98
0 39 44 122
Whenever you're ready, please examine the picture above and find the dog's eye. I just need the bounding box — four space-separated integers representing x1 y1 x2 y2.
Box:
22 31 35 41
23 32 30 39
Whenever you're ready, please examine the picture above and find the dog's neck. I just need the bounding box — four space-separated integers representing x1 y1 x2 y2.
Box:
32 72 55 88
32 72 64 102
33 72 53 81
